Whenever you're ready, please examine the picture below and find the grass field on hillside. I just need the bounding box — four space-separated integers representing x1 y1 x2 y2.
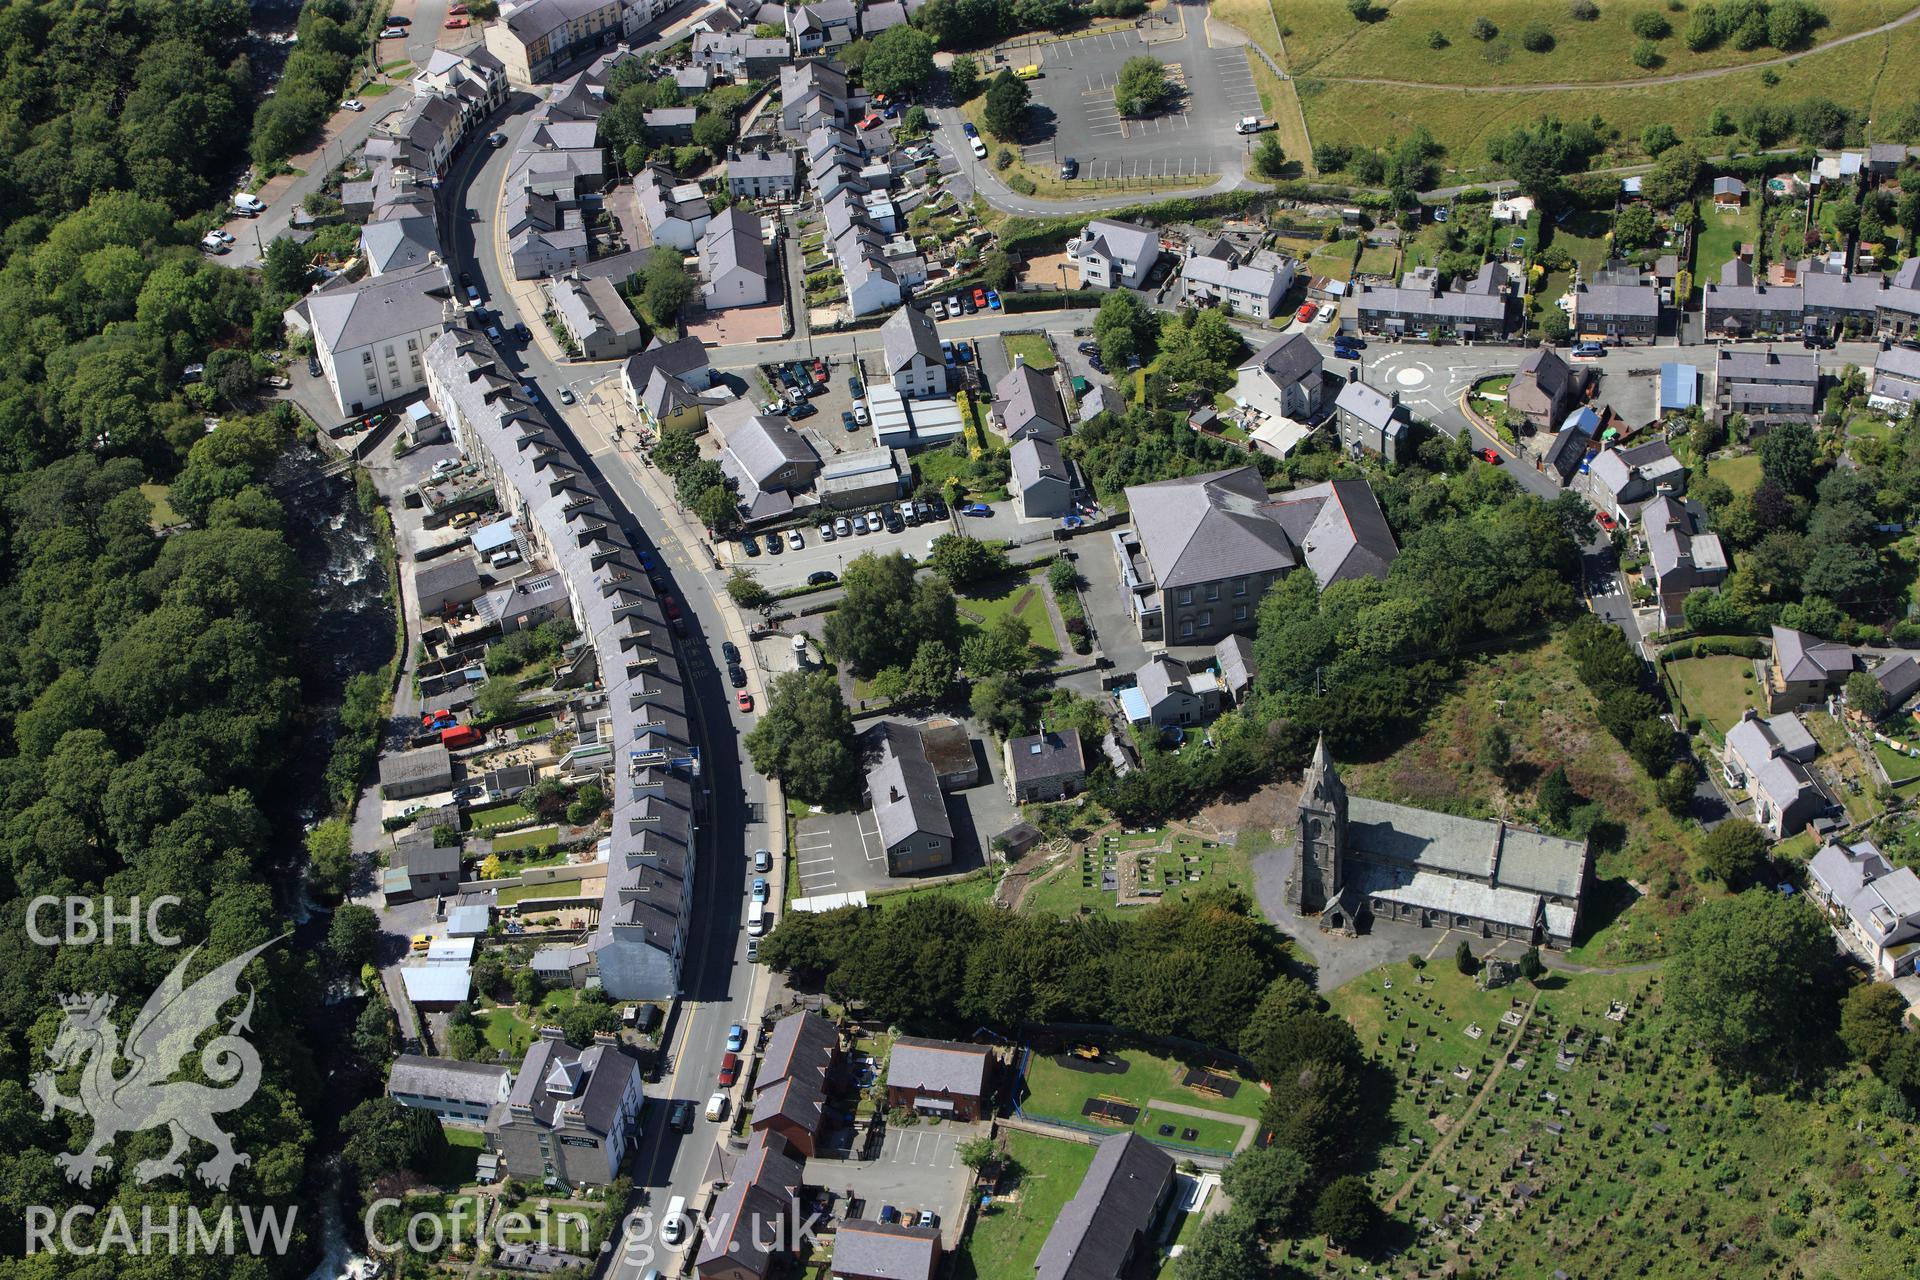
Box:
1277 0 1897 86
1296 16 1920 184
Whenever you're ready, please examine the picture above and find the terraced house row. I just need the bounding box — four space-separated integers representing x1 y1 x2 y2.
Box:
425 327 699 1001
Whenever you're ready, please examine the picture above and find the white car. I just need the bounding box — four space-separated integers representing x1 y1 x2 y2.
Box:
213 229 235 243
970 136 988 160
786 528 803 550
341 99 365 112
232 192 265 214
854 404 869 425
705 1092 729 1122
200 233 228 253
866 509 884 532
929 300 946 320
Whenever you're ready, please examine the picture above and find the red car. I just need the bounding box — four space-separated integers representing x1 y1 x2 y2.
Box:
1596 510 1616 532
449 2 469 10
1296 302 1318 324
859 114 882 130
1480 448 1502 465
444 15 469 27
719 1053 740 1086
972 287 988 309
737 691 754 712
662 595 681 620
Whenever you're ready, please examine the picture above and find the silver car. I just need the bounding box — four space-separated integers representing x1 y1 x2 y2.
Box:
851 514 868 534
786 528 803 550
818 521 835 541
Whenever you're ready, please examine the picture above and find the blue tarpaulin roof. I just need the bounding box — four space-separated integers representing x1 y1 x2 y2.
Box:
471 520 518 554
1660 363 1699 413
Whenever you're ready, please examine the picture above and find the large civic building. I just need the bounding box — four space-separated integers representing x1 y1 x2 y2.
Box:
1287 739 1592 948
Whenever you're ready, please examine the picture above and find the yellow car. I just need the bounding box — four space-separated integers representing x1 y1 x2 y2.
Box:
410 933 432 952
1015 64 1041 80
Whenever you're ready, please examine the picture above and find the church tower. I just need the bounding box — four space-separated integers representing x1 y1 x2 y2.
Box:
1288 736 1347 915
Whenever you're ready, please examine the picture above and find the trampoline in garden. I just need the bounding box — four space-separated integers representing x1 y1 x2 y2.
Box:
1082 1096 1139 1127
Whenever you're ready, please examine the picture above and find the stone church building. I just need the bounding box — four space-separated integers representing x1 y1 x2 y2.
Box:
1287 739 1592 948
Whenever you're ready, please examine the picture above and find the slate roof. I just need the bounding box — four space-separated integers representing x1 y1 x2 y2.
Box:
1641 494 1726 593
1574 280 1660 319
1011 436 1070 497
723 415 820 488
1716 348 1819 384
995 362 1069 439
1033 1134 1175 1280
1810 839 1920 948
417 555 483 600
361 216 441 275
1335 379 1401 431
1007 730 1085 784
622 335 712 390
1238 332 1322 387
880 304 942 373
1876 655 1920 709
1214 633 1255 697
1262 478 1400 585
701 205 769 279
866 722 951 850
1346 795 1588 900
389 1054 509 1106
696 1133 802 1277
1126 468 1396 590
886 1037 991 1097
1080 218 1157 264
829 1220 940 1280
1772 625 1854 683
310 261 453 352
730 148 797 180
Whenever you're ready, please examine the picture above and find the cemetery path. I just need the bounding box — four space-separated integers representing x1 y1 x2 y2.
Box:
1541 956 1666 976
1383 991 1542 1215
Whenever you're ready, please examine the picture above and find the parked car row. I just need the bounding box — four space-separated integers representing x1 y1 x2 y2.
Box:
927 287 1000 321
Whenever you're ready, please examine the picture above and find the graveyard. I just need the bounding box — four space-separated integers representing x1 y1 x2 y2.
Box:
1297 957 1920 1278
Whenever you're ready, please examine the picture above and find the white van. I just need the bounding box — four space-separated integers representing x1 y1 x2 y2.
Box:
659 1196 688 1248
490 548 520 570
747 900 767 937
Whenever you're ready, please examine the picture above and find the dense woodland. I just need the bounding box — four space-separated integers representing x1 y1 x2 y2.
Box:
0 2 348 1275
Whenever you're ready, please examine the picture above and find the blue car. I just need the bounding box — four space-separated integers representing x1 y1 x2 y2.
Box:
960 502 991 517
962 121 977 137
726 1023 747 1053
879 1205 900 1225
985 290 1001 310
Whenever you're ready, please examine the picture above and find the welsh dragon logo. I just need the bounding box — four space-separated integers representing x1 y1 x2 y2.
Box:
31 937 282 1190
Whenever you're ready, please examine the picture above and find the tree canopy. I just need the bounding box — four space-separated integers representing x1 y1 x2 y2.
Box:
1666 890 1838 1077
743 668 861 808
821 551 958 674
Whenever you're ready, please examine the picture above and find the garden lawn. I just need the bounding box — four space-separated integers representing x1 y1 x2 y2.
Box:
954 1132 1096 1280
1020 1040 1268 1125
475 1005 533 1056
1354 243 1399 277
1694 204 1759 299
490 825 561 853
466 801 533 832
1874 739 1920 784
1665 654 1761 742
958 571 1061 655
1002 333 1056 371
1305 240 1356 282
1709 451 1763 497
139 483 182 528
1543 209 1613 277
